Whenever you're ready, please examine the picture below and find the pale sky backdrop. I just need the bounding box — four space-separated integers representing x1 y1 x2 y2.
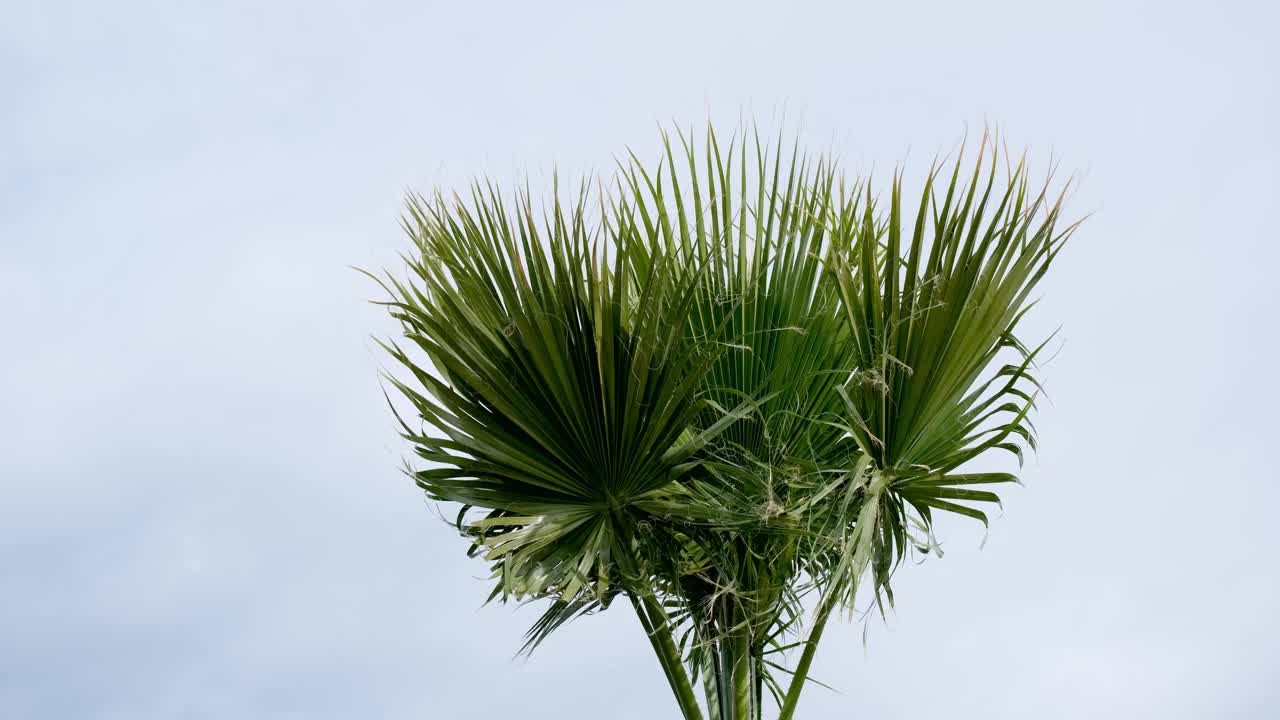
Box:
3 1 1278 718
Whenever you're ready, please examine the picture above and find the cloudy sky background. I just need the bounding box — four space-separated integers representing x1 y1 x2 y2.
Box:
3 1 1278 717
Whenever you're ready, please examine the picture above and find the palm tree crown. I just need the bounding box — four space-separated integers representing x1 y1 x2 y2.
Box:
370 125 1078 720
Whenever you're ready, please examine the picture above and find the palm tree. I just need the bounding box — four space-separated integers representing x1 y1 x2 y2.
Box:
369 125 1077 720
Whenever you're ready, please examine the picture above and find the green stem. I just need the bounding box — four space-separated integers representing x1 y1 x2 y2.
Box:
747 648 757 717
630 592 705 720
780 469 887 719
776 587 838 720
701 650 722 720
731 625 752 719
710 598 757 720
714 638 730 719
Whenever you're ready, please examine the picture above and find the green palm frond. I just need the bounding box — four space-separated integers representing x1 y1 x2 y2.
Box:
829 133 1076 535
374 179 742 607
606 127 872 719
775 134 1077 719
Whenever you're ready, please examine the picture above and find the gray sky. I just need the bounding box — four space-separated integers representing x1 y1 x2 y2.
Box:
3 1 1278 717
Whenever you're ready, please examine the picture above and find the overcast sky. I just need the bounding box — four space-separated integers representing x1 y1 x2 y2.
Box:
3 1 1278 718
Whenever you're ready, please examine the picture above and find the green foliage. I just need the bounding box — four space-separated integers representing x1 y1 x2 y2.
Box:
370 125 1077 720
